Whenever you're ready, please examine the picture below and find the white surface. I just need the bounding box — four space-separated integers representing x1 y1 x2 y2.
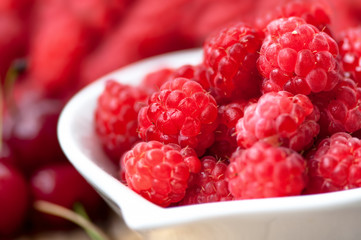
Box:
58 49 361 240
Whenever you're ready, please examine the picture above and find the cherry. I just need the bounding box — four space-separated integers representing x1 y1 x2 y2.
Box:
0 160 28 237
30 162 105 229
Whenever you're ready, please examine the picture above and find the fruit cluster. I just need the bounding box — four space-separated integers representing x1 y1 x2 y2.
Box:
95 1 361 207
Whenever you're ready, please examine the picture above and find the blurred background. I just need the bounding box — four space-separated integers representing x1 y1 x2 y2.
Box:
1 0 361 239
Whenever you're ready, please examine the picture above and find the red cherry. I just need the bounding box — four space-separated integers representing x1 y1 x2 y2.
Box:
0 160 28 237
30 162 104 229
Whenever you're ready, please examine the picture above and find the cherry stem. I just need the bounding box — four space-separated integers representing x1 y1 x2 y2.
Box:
34 200 111 240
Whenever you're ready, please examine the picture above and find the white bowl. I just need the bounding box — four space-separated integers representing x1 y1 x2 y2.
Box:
58 49 361 240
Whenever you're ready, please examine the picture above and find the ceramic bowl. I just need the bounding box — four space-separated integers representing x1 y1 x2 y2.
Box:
58 49 361 240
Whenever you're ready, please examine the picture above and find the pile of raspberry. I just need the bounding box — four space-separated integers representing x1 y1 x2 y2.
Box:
95 2 361 207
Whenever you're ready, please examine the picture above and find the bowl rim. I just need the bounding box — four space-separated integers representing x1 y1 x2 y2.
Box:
58 48 361 231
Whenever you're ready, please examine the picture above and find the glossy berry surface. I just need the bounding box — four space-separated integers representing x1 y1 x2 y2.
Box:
236 91 319 152
121 141 200 207
30 162 103 228
180 156 232 205
227 142 306 199
138 77 218 156
0 161 28 237
95 80 148 162
203 22 263 103
306 132 361 194
258 17 342 95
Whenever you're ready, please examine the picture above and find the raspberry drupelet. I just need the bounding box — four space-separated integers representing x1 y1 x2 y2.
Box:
203 22 264 104
121 141 200 207
226 141 307 199
236 91 319 152
305 132 361 194
95 80 148 162
257 17 342 95
138 77 219 156
179 156 232 205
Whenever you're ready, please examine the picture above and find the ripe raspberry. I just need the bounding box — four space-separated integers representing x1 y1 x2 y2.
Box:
256 1 331 34
171 64 211 92
141 67 174 94
258 17 342 95
305 132 361 194
236 91 320 152
338 27 361 85
227 142 306 199
121 141 200 207
138 78 218 156
179 156 232 205
311 77 361 136
207 99 255 160
95 80 148 162
203 22 263 103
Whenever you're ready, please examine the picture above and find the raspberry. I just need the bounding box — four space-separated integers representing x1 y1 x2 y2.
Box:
236 91 319 152
95 80 148 162
121 141 200 207
311 77 361 136
226 142 306 199
207 99 255 160
203 22 263 103
338 27 361 85
141 67 174 94
138 77 218 156
258 17 342 95
305 132 361 194
179 156 232 205
256 1 331 33
171 64 211 92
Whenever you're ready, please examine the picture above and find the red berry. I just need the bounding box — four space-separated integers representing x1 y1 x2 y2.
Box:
236 91 319 152
141 67 174 94
207 99 255 160
95 80 148 162
258 17 342 95
338 27 361 85
171 64 211 92
0 161 28 237
311 77 361 136
256 1 331 33
179 156 232 205
30 162 104 228
121 141 200 207
138 78 218 156
226 142 306 199
305 132 361 194
203 22 263 103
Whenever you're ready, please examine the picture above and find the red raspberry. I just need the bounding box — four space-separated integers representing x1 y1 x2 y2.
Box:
203 22 263 103
305 132 361 194
207 99 255 160
236 91 319 152
121 141 201 207
258 17 342 95
179 156 232 205
138 78 218 156
256 1 331 34
226 142 306 199
338 27 361 85
311 77 361 136
95 80 148 162
171 64 211 92
141 67 174 94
